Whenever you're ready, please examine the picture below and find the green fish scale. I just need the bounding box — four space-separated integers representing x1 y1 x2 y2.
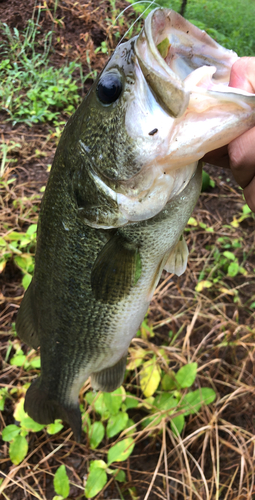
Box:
34 165 118 402
64 76 141 182
32 155 202 407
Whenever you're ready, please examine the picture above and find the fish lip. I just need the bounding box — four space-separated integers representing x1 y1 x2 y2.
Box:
134 8 189 118
134 7 239 116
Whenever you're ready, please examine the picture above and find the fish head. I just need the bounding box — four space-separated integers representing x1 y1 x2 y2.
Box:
61 8 255 229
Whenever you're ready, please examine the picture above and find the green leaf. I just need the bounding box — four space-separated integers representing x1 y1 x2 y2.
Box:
201 170 211 192
182 388 216 416
227 261 239 277
161 373 176 391
187 217 197 226
107 438 135 465
13 397 27 422
0 388 9 411
86 392 108 418
89 421 105 449
9 434 28 465
89 460 107 471
170 414 185 436
21 416 45 432
154 393 177 412
242 204 251 215
175 363 197 389
182 391 201 415
223 251 236 261
140 319 154 339
103 387 123 415
140 358 161 397
14 254 33 271
124 393 139 410
85 465 107 499
27 355 41 369
85 391 96 405
157 37 170 58
20 428 29 438
199 388 216 406
127 348 146 369
6 231 25 241
142 393 177 428
106 412 129 438
230 217 239 228
47 420 64 435
195 280 213 292
22 273 32 289
26 223 37 235
54 465 70 499
10 351 26 367
125 418 136 437
82 412 91 433
115 469 126 482
2 424 21 442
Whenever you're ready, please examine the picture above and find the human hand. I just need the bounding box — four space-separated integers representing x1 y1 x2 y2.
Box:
203 57 255 212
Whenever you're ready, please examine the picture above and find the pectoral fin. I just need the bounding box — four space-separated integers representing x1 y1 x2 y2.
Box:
90 354 127 392
164 236 189 276
16 282 40 349
91 231 142 303
24 378 82 442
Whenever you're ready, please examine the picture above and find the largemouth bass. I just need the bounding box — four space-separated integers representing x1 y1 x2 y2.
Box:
16 8 255 441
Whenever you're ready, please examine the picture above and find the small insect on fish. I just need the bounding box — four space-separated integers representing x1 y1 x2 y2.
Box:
16 8 255 442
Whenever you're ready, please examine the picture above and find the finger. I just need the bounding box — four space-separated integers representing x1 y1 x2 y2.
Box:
243 176 255 212
229 57 255 93
228 127 255 188
202 145 230 169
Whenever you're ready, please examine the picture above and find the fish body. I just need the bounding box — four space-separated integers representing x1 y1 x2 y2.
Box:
16 8 255 441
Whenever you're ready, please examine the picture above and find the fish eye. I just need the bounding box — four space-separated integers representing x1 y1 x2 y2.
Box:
97 72 122 105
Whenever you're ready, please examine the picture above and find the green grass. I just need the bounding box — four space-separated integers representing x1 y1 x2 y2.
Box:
0 16 82 125
128 0 255 56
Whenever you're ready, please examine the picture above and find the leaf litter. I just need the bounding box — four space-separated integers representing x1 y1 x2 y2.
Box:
0 1 255 499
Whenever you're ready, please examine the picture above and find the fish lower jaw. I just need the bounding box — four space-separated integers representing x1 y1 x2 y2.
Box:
115 162 197 224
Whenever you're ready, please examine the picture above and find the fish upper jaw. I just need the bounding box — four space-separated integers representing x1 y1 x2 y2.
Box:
134 18 189 118
136 8 238 87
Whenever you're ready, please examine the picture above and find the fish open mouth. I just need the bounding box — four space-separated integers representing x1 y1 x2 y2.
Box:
77 8 255 230
134 8 238 118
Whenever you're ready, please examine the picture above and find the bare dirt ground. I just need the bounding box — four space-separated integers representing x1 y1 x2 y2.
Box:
1 1 255 499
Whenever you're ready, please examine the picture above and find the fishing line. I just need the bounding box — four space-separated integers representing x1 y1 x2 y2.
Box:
115 1 158 48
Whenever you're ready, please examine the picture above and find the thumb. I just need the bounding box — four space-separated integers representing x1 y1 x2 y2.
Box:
229 57 255 93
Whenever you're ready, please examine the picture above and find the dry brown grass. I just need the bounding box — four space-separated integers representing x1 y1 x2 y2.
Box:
1 1 255 499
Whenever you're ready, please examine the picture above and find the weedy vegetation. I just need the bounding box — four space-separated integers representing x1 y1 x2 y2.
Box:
0 7 82 125
129 0 255 56
1 1 255 499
